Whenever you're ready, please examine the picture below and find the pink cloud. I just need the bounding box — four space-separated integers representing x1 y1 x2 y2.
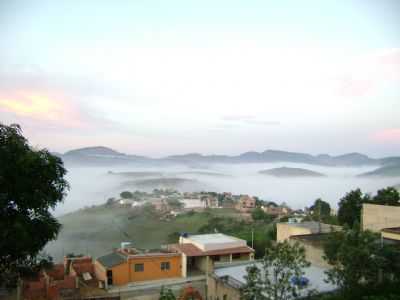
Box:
372 128 400 143
334 48 400 97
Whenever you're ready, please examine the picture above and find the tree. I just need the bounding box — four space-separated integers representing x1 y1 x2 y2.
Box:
372 187 400 206
241 265 265 300
337 189 368 227
309 198 331 220
166 198 183 210
0 124 69 287
241 241 311 300
120 191 133 199
323 225 400 298
159 286 176 300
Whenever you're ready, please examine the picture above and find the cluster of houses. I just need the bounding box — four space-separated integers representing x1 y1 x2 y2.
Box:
110 189 293 220
22 201 400 300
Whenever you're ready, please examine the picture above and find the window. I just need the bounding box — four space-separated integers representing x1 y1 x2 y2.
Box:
232 253 241 259
223 294 227 300
211 255 220 261
161 261 170 271
134 263 144 272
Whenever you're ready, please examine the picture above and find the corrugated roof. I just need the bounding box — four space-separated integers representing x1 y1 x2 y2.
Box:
97 252 126 268
170 243 254 257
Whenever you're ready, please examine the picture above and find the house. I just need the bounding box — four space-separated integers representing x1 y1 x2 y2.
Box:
235 195 256 213
94 245 182 288
201 195 219 208
168 233 254 277
276 221 342 268
361 203 400 232
64 256 98 287
381 227 400 241
276 221 341 242
262 205 291 217
23 264 79 300
208 261 337 300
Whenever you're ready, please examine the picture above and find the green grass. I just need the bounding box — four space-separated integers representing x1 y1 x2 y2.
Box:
46 205 259 261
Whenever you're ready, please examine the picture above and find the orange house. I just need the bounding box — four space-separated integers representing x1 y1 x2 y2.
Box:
95 247 182 288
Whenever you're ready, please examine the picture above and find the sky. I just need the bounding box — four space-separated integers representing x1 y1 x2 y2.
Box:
0 0 400 157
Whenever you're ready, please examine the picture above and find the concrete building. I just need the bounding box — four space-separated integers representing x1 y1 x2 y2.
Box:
235 195 256 213
381 227 400 241
95 246 182 288
361 203 400 232
276 221 341 242
208 261 336 300
169 233 254 277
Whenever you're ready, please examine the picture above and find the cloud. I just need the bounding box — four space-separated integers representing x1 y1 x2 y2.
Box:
371 128 400 143
221 115 280 126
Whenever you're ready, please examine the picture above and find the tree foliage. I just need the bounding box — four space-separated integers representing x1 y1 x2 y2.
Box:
120 191 133 199
309 198 331 219
323 225 400 298
371 187 400 206
159 286 176 300
337 189 367 227
241 241 311 300
0 124 69 287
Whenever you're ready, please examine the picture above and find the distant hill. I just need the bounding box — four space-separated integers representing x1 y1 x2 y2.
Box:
259 167 326 177
57 146 399 167
358 164 400 177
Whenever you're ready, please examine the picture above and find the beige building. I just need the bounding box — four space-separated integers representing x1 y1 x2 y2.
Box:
361 203 400 232
235 195 256 213
168 233 254 277
381 227 400 241
276 221 341 242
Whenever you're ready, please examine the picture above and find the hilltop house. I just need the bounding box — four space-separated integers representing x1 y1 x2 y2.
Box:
235 195 256 213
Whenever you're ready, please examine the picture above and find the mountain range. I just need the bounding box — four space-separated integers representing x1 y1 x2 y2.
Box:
55 146 400 168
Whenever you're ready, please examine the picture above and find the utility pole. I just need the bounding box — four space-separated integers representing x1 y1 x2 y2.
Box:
251 228 254 249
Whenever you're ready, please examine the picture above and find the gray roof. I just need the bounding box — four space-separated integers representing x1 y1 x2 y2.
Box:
214 261 336 295
97 252 126 268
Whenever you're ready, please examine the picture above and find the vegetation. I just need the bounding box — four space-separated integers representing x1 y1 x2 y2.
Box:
241 241 311 300
120 191 134 199
322 225 400 299
251 207 274 222
0 124 69 288
159 286 176 300
337 187 400 227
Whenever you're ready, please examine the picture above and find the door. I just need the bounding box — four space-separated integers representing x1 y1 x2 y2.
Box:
107 270 113 286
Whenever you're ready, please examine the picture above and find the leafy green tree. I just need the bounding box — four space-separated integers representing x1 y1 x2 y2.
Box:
120 191 133 199
241 265 265 300
0 124 69 287
323 225 400 298
372 187 400 206
159 286 176 300
309 198 331 220
251 207 273 222
241 241 310 300
337 189 368 227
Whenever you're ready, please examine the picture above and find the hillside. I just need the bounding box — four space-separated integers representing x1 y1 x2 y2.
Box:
259 167 326 177
57 146 399 167
45 205 250 261
358 164 400 177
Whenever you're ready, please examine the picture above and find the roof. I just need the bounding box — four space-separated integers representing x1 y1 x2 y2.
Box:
283 221 340 233
213 261 336 295
96 252 126 268
187 233 243 245
170 243 254 257
382 227 400 234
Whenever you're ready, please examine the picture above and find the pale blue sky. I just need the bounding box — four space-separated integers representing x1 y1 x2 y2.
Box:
0 0 399 156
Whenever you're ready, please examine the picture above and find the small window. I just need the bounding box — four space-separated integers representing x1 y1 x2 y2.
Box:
211 255 220 261
223 294 227 300
134 263 144 272
232 253 241 259
161 261 170 271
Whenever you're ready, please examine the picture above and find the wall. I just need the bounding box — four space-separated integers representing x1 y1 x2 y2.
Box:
361 204 400 232
382 231 400 241
289 238 330 268
127 255 182 283
207 276 240 300
277 223 312 242
94 260 107 287
195 256 213 274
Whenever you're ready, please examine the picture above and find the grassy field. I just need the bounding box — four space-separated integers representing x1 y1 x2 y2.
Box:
45 205 268 262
